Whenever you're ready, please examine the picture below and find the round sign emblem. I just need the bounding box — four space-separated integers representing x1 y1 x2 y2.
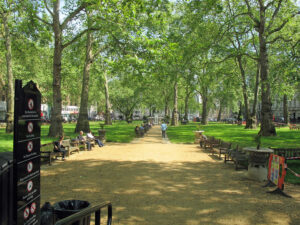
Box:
30 202 36 214
27 180 33 192
27 141 33 153
27 122 33 133
28 99 34 110
27 162 33 173
24 207 30 219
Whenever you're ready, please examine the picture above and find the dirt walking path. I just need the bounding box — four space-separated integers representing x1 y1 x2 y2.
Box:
41 126 300 225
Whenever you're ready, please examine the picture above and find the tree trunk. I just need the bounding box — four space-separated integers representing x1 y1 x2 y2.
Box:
75 29 93 133
104 72 112 125
258 7 276 136
125 112 133 123
164 102 169 117
201 95 208 125
217 102 222 122
48 0 63 137
283 94 288 124
184 91 190 121
3 12 14 133
249 63 260 129
237 56 251 128
171 80 179 126
237 101 242 122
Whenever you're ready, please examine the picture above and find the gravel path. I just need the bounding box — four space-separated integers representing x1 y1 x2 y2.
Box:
41 126 300 225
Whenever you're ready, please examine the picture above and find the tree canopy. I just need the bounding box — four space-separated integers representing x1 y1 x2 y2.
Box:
0 0 299 136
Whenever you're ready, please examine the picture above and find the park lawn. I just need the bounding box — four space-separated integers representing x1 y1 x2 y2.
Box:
0 121 140 153
167 122 300 148
167 122 300 184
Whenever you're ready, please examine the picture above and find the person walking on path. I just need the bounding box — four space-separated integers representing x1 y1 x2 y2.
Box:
161 121 167 138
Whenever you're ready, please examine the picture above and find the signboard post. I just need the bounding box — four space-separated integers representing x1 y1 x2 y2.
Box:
13 80 41 225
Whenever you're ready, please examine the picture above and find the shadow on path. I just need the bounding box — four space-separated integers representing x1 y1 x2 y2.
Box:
41 126 300 225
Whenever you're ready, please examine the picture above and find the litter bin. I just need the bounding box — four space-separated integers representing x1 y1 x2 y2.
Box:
53 200 91 225
0 152 14 225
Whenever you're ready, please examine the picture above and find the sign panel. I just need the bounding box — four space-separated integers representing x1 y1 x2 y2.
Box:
17 120 41 142
268 154 287 190
16 196 40 225
14 139 40 162
14 80 41 225
16 156 40 184
17 175 40 208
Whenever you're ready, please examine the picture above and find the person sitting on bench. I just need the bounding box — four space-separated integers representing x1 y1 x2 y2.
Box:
54 135 67 160
87 131 104 147
77 131 92 150
135 126 140 137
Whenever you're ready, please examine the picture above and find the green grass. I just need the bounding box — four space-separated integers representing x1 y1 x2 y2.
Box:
0 120 142 153
167 122 300 148
167 122 300 184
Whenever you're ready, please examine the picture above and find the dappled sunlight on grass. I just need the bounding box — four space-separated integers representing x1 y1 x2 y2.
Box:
167 122 300 148
0 120 140 152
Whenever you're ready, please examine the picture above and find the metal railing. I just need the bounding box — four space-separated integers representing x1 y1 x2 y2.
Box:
54 202 112 225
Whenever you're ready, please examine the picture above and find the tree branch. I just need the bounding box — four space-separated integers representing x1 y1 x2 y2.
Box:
62 28 88 49
243 52 259 61
250 30 259 56
244 0 260 25
62 27 100 49
92 43 109 60
35 14 52 26
209 53 236 64
268 11 299 36
43 0 54 17
266 0 282 32
61 4 86 30
265 0 276 9
268 19 289 35
266 35 292 44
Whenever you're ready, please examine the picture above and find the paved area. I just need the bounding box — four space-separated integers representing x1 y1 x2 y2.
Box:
41 126 300 225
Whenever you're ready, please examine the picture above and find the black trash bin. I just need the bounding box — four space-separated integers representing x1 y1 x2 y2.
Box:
53 200 91 225
0 152 14 225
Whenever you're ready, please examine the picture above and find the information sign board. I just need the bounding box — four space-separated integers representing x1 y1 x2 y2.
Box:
13 80 41 225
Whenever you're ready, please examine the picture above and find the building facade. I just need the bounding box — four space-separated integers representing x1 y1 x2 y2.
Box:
0 101 6 121
271 93 300 122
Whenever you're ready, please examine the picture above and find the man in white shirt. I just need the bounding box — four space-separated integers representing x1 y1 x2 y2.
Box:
87 131 104 147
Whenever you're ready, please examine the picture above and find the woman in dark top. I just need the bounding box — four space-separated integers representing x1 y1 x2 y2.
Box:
54 135 67 160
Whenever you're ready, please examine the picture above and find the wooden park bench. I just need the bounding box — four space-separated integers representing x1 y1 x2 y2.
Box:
181 120 188 125
274 122 287 128
75 136 95 151
135 128 141 137
204 136 221 155
218 141 231 159
224 145 248 170
40 142 66 165
40 139 80 165
62 139 80 156
85 136 96 148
